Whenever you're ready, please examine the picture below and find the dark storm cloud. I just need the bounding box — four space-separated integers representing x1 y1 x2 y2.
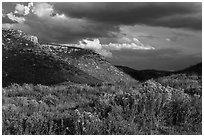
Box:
111 48 182 58
53 2 201 30
150 14 202 30
110 48 201 70
22 13 120 43
2 2 120 43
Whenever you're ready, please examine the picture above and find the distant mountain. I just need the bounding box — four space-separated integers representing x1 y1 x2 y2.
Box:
176 62 202 75
2 29 136 87
116 66 172 81
116 62 202 81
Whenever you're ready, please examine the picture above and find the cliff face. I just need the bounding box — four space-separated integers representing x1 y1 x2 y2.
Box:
2 29 137 87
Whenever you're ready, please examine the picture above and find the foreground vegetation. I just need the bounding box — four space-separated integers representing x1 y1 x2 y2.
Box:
2 74 202 135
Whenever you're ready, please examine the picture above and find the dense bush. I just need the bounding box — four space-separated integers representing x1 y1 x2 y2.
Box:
158 74 202 96
2 77 202 135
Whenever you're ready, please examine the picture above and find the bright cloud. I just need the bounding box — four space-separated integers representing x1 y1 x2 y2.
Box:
7 12 25 23
61 38 155 57
61 39 112 57
165 38 171 42
78 39 102 50
14 4 25 15
33 2 54 17
14 2 54 18
6 2 34 23
14 3 33 15
105 42 155 50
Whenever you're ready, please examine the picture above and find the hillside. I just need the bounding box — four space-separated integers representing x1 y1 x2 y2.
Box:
176 62 202 75
116 63 202 82
40 43 136 85
2 29 136 87
116 66 172 81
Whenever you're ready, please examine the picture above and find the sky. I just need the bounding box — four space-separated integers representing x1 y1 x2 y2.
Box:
2 2 202 70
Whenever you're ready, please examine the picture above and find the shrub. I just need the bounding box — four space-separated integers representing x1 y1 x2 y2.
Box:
2 79 202 135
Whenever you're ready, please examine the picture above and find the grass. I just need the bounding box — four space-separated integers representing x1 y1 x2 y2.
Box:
2 75 202 135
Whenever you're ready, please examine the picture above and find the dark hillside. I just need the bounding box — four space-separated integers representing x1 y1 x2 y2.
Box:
116 62 202 82
116 66 172 81
176 62 202 75
2 29 102 87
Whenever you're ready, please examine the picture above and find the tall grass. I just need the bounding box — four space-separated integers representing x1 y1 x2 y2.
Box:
2 78 202 135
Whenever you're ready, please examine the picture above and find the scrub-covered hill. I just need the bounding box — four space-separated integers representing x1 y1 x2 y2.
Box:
40 43 136 85
2 29 136 87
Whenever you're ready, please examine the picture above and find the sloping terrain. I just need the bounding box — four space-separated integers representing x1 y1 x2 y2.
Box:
40 43 137 85
2 29 102 87
176 62 202 75
3 29 136 87
116 62 202 82
116 66 172 81
158 74 202 96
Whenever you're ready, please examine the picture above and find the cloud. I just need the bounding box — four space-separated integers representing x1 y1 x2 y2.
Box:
103 38 155 50
110 48 201 70
14 2 33 15
61 39 112 57
61 38 155 57
150 13 202 30
2 23 15 29
14 2 54 17
14 4 25 15
14 2 55 17
2 14 18 23
32 2 54 17
2 2 201 70
2 2 120 43
138 34 162 40
22 13 118 43
165 38 171 42
53 2 201 30
6 12 25 23
78 39 102 49
3 2 201 45
3 2 34 24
